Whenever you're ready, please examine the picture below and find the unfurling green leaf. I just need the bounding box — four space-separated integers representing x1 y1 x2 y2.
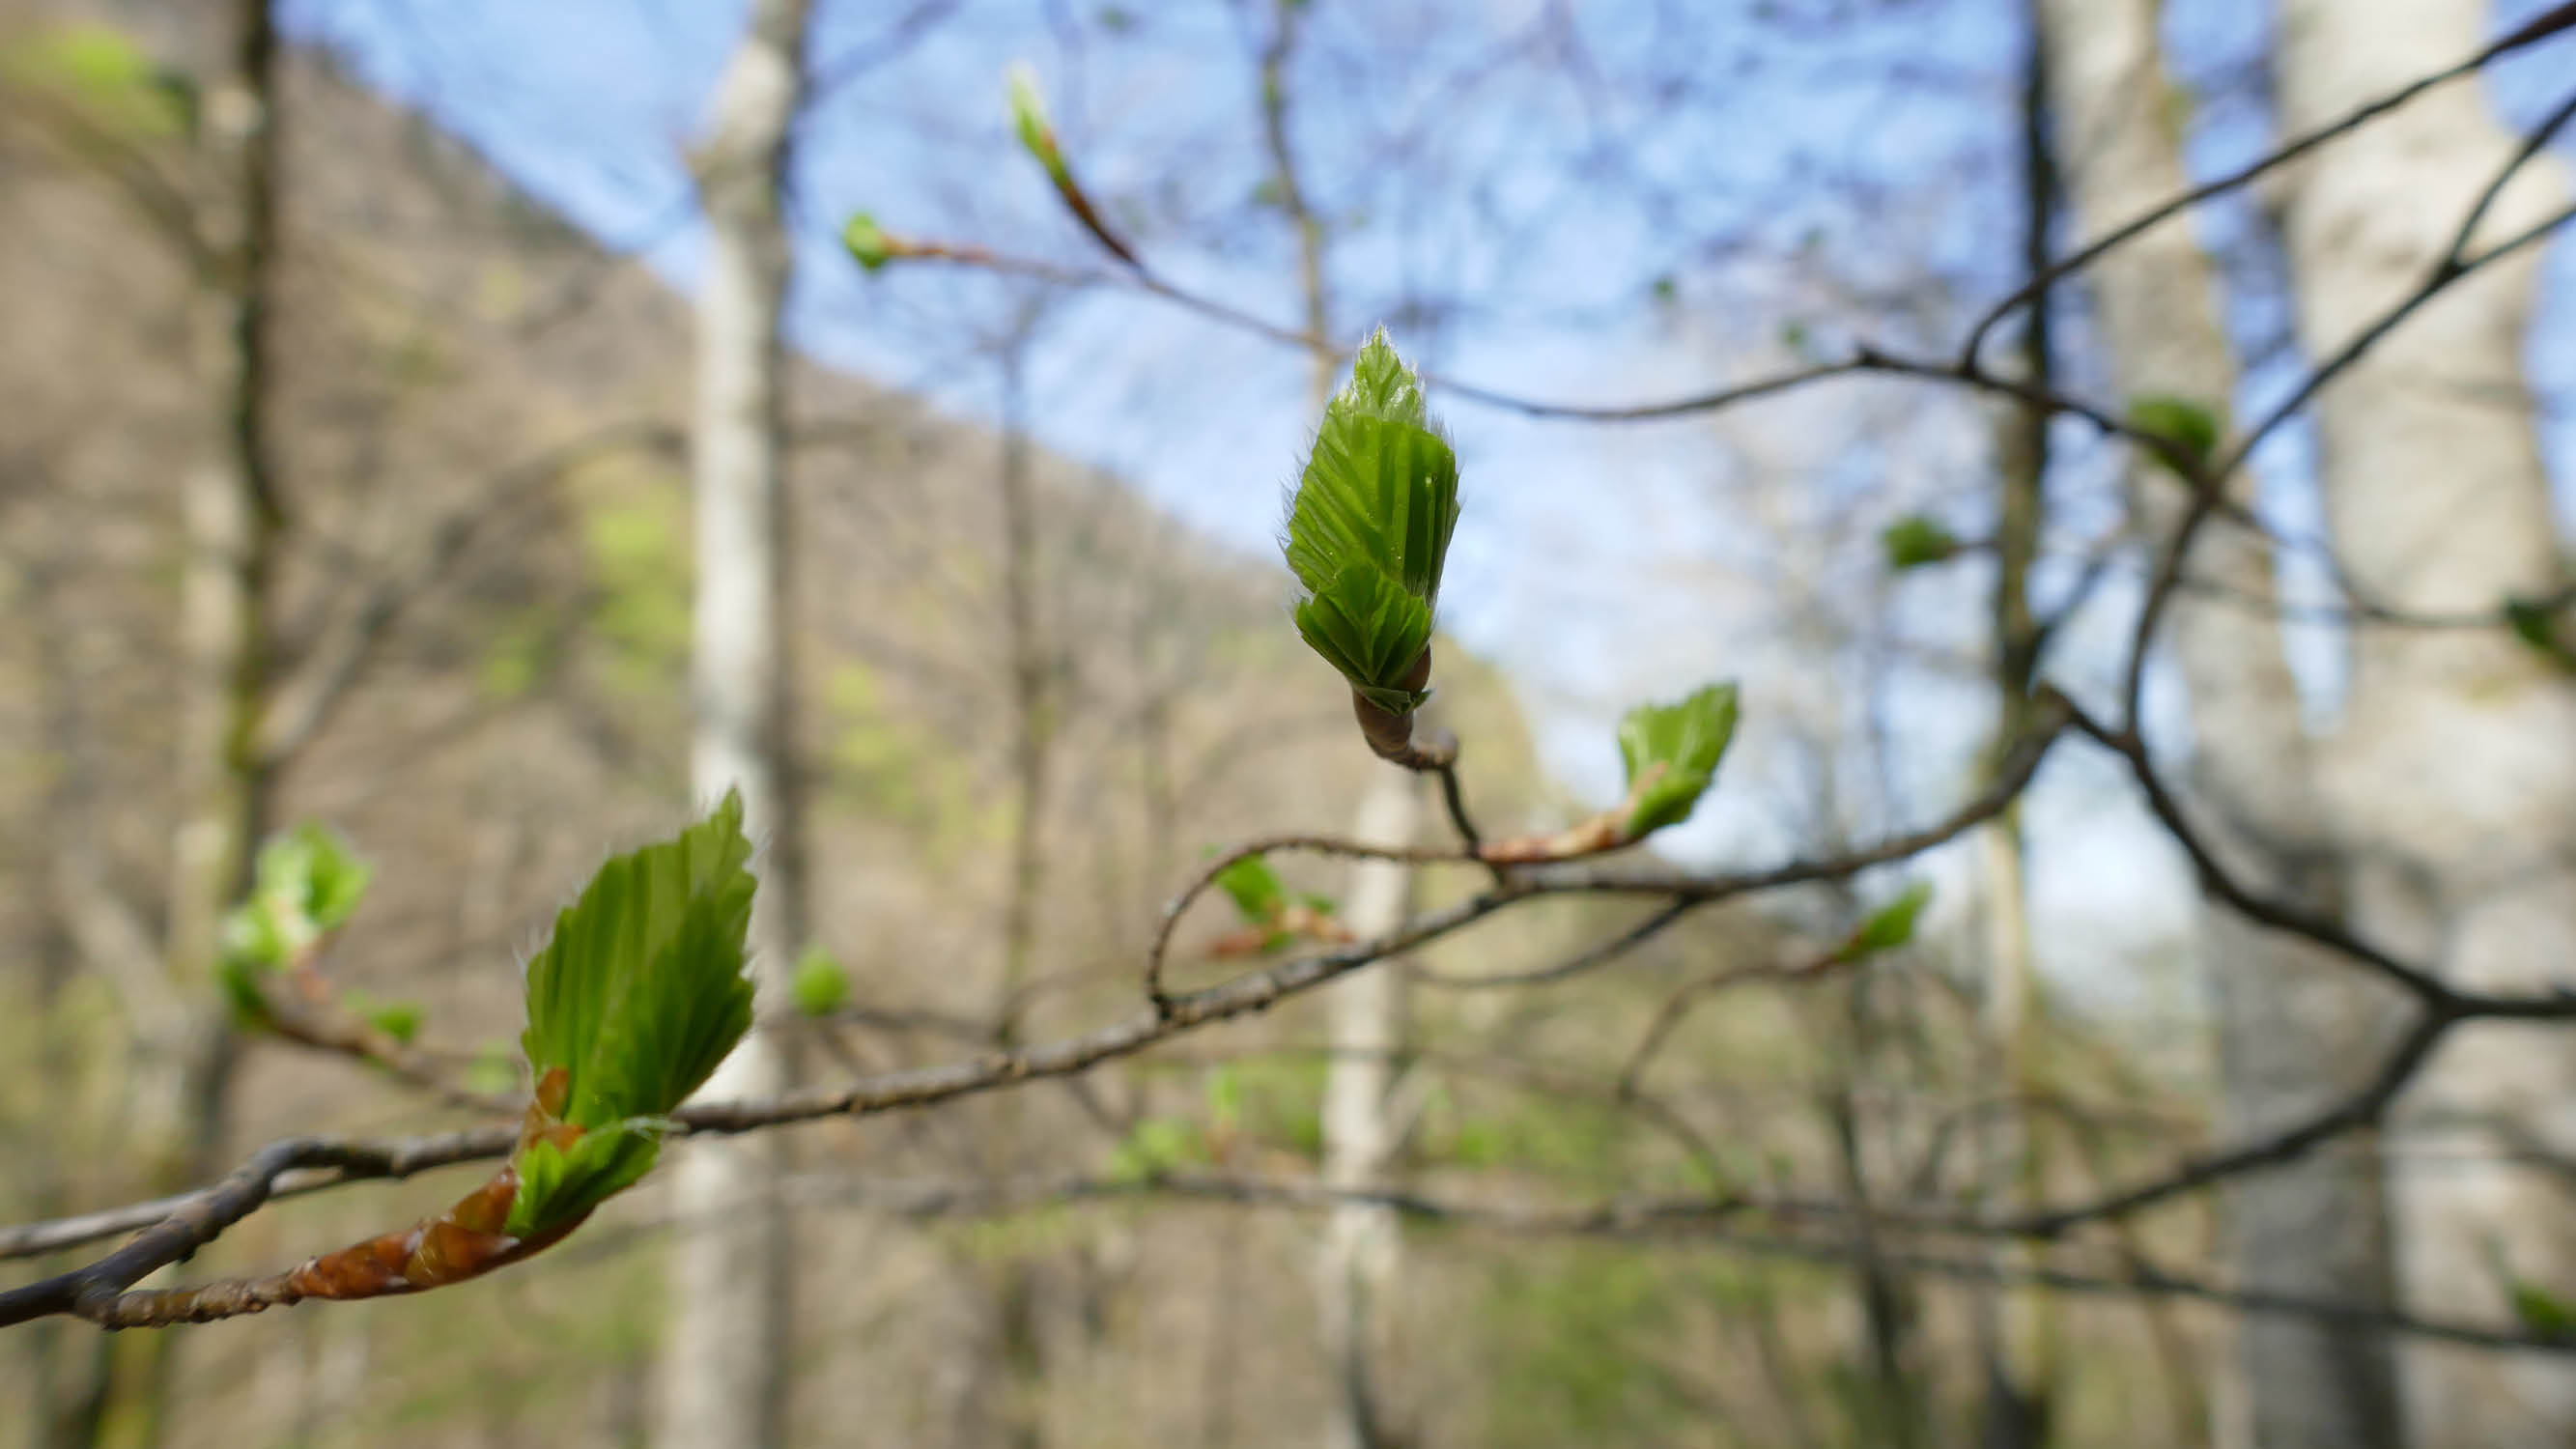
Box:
507 1123 665 1238
1880 514 1960 571
1840 881 1933 960
507 791 759 1236
1006 62 1064 183
790 945 849 1017
842 212 893 271
1214 855 1287 923
1293 563 1434 713
1282 330 1460 714
2128 394 2224 477
1617 684 1741 838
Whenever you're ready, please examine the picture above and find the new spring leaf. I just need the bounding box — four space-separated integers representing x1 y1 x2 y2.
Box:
507 790 759 1235
1617 684 1741 838
1283 330 1459 714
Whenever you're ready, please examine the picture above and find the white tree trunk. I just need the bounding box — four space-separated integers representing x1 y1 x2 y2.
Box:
2037 4 2400 1445
662 4 810 1447
2272 4 2576 1443
1317 769 1418 1449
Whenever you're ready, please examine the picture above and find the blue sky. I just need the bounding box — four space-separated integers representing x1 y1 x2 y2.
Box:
274 0 2576 999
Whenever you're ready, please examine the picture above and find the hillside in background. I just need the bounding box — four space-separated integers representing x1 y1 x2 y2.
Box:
0 6 2233 1447
0 15 1624 1445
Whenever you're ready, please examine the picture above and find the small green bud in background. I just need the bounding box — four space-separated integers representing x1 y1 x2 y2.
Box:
1837 881 1933 961
1282 329 1460 756
1107 1116 1207 1184
342 991 426 1046
1214 855 1287 924
1616 684 1740 838
842 212 894 272
1006 62 1062 183
1880 514 1960 571
790 945 850 1018
2128 394 2223 478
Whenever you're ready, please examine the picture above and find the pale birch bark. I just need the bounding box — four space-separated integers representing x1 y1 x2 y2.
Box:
1318 770 1419 1449
1245 9 1419 1439
2271 4 2576 1442
2036 3 2400 1445
661 4 811 1446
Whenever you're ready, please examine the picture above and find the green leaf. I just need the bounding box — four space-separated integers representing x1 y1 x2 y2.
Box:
1292 564 1434 712
2513 1282 2576 1341
217 823 373 986
294 825 373 931
1 24 189 139
508 794 759 1236
1106 1117 1205 1184
214 955 272 1030
1204 1066 1243 1134
505 1120 667 1237
790 945 849 1018
518 791 758 1130
466 1040 521 1098
842 212 892 272
1281 330 1459 710
1214 855 1286 923
2505 596 2576 674
1617 684 1741 838
1880 514 1959 571
1841 882 1933 959
1006 62 1064 183
2128 394 2224 477
2482 1236 2576 1342
344 991 425 1045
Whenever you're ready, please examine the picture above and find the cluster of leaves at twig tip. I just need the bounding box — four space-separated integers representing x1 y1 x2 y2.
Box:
1475 683 1740 864
217 824 373 1025
1207 853 1344 956
1282 329 1461 760
506 788 759 1237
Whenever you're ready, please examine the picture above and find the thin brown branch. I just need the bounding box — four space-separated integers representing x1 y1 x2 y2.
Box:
1956 0 2576 366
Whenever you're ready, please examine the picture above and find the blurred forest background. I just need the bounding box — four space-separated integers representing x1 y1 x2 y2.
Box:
2 0 2574 1446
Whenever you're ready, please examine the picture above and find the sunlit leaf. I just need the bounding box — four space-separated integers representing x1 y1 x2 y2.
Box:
1282 330 1459 712
1214 855 1286 923
1617 684 1741 838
